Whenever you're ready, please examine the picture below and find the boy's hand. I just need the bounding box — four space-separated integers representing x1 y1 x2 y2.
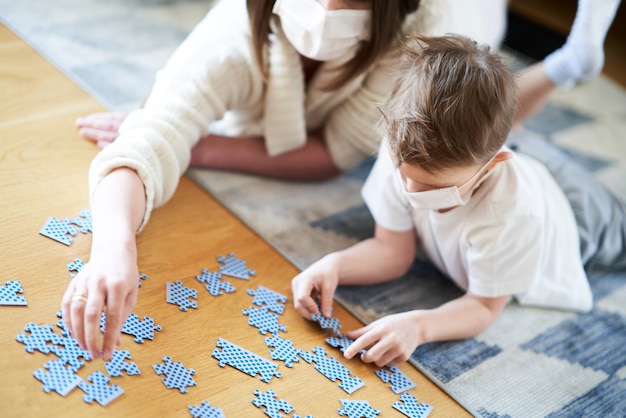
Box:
291 256 340 319
343 311 422 367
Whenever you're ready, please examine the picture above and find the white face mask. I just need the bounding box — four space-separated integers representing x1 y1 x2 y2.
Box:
400 157 496 211
273 0 371 61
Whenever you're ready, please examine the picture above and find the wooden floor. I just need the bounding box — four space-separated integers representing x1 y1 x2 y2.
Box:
509 0 626 88
0 23 471 418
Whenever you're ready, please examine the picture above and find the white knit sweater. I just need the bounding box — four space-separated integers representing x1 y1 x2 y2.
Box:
89 0 507 229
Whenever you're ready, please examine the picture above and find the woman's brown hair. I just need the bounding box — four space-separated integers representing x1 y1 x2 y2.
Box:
247 0 421 90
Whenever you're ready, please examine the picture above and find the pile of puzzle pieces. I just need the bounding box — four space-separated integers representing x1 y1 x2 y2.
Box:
7 215 435 417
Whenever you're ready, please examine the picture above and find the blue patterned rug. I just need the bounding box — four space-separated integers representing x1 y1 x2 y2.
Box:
4 1 625 416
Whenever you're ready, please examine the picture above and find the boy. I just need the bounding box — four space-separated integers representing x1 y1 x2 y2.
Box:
291 34 626 368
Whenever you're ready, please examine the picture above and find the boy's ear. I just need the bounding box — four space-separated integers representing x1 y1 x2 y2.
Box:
487 151 513 171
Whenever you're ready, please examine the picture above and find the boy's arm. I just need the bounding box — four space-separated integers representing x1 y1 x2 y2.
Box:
343 291 509 367
292 224 416 319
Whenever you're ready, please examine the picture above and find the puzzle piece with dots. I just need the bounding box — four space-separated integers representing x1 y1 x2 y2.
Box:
188 400 226 418
166 280 198 312
152 356 197 394
252 389 294 418
264 334 302 367
33 359 82 397
243 306 287 335
375 366 416 394
217 253 256 280
104 349 141 377
196 268 235 296
39 209 92 246
338 399 381 418
311 312 342 334
393 393 433 418
300 346 364 394
212 337 282 383
247 285 287 314
100 312 162 344
16 322 62 354
79 370 124 406
0 280 27 306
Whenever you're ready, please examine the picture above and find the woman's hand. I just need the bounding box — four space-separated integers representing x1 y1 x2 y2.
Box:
61 245 139 361
343 311 423 368
76 112 127 148
291 254 340 320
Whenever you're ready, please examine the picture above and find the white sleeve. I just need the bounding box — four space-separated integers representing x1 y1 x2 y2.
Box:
361 143 414 232
88 0 264 230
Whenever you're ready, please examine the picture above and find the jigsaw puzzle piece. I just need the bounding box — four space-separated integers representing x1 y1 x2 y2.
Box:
16 322 62 354
247 285 287 314
311 312 342 334
243 306 287 335
188 400 226 418
252 389 294 418
0 280 27 305
100 312 162 343
50 336 92 372
300 346 364 394
70 208 93 234
104 349 140 377
196 269 235 296
212 337 282 383
338 399 381 418
166 280 198 312
392 393 433 418
375 366 416 394
79 370 124 406
152 356 196 394
39 216 77 245
33 359 82 397
217 253 255 280
264 335 302 367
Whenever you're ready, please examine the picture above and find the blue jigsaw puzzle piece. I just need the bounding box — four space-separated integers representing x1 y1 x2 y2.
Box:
264 335 302 367
311 312 342 334
39 217 77 246
392 393 433 418
33 359 82 397
247 285 287 314
338 399 381 418
188 400 226 418
196 268 235 296
50 337 92 373
325 334 367 356
152 356 196 394
105 349 141 377
243 306 287 335
70 208 92 234
166 280 198 311
79 370 124 406
100 312 162 343
212 337 282 383
375 366 416 394
67 257 85 279
16 322 62 354
252 389 294 418
0 280 27 305
300 346 364 394
217 253 256 280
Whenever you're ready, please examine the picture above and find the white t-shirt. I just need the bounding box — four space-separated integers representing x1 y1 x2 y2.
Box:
361 142 593 312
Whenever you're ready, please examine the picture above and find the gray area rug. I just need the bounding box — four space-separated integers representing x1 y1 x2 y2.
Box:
4 1 626 416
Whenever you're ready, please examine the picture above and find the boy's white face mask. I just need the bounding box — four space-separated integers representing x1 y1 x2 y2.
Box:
400 156 496 211
273 0 371 61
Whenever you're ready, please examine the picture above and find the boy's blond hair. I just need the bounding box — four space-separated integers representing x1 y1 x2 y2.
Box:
381 34 517 173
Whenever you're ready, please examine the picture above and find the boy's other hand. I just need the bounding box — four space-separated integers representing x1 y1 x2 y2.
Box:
291 256 340 320
343 311 422 367
76 112 127 148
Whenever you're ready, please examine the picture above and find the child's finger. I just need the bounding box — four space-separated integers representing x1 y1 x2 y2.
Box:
319 285 335 318
343 327 378 359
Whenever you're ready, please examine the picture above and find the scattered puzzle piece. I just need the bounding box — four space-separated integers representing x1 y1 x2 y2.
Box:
33 359 82 397
338 399 381 418
300 346 364 394
71 208 93 234
152 356 197 394
50 336 92 372
16 322 62 354
138 273 147 288
104 349 141 377
196 268 235 296
217 253 256 280
212 337 282 383
0 280 27 306
264 335 302 367
39 217 77 246
247 285 287 314
188 400 226 418
67 258 85 278
252 389 294 418
392 393 433 418
375 366 416 394
166 280 198 312
243 306 287 335
311 312 341 334
100 313 162 343
325 334 365 356
79 370 124 406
